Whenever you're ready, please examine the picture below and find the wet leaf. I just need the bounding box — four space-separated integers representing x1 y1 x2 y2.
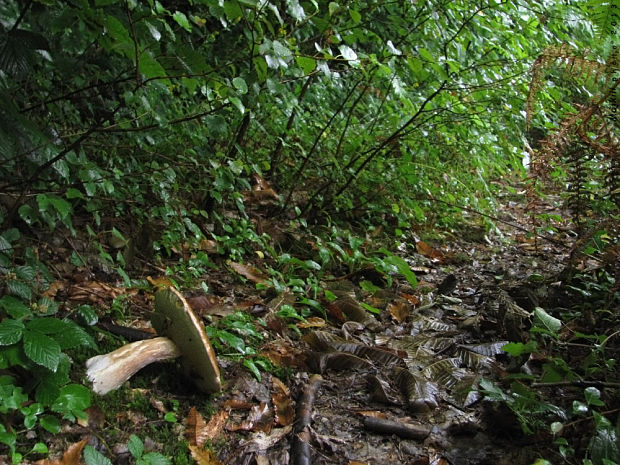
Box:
394 367 439 413
423 358 465 388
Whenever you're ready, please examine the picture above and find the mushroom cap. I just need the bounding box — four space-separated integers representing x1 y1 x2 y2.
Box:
152 287 221 393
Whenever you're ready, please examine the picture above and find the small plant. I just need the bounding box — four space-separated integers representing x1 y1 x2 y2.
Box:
83 435 171 465
0 230 96 463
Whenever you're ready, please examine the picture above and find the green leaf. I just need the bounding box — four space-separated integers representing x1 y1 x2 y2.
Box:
295 56 316 74
84 445 113 465
359 302 381 315
0 296 31 319
32 442 48 454
338 45 357 61
7 280 32 301
39 415 61 434
223 1 243 20
502 340 537 356
584 387 605 407
128 434 144 459
26 318 67 334
0 320 24 345
51 384 91 421
533 307 561 333
232 77 248 94
22 330 61 371
139 52 169 84
243 358 261 381
141 452 171 465
172 11 192 32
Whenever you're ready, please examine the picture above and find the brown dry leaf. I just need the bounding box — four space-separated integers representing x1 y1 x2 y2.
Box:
42 281 64 298
186 295 222 313
150 397 167 414
197 238 219 253
77 406 105 429
229 262 267 284
358 410 388 419
272 378 295 426
186 407 209 447
228 402 272 432
260 340 307 369
401 293 420 306
205 410 229 442
296 317 326 329
416 241 444 262
252 174 273 191
388 300 410 323
188 445 225 465
349 462 370 465
35 438 88 465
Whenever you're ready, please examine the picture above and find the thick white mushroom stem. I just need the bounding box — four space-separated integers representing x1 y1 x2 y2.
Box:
85 337 181 395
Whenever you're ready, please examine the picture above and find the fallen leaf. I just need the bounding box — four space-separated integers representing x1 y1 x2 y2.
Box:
229 262 267 284
272 378 295 427
388 300 410 323
296 317 326 329
188 445 225 465
35 438 88 465
186 407 209 447
401 293 420 306
416 241 444 262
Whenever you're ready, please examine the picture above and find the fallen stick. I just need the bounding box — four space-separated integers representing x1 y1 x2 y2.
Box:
291 374 323 465
363 416 431 440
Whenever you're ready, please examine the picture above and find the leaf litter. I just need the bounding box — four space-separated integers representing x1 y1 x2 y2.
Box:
6 184 615 465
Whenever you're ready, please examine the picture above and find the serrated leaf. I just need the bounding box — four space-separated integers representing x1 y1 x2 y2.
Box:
141 453 170 465
55 320 97 350
15 265 35 281
0 296 31 319
84 444 113 465
0 319 24 345
51 384 91 421
128 434 144 459
26 317 67 334
7 280 32 301
23 330 61 371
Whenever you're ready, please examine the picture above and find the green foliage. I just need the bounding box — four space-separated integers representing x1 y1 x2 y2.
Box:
83 435 170 465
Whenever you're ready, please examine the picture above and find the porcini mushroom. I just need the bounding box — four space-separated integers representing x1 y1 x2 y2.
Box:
85 287 221 395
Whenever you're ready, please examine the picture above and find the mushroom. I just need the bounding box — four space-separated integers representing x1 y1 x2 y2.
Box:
85 287 221 395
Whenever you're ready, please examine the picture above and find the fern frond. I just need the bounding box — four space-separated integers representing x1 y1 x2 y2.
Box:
586 0 617 39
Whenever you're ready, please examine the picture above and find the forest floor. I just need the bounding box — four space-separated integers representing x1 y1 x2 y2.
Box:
4 181 618 465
